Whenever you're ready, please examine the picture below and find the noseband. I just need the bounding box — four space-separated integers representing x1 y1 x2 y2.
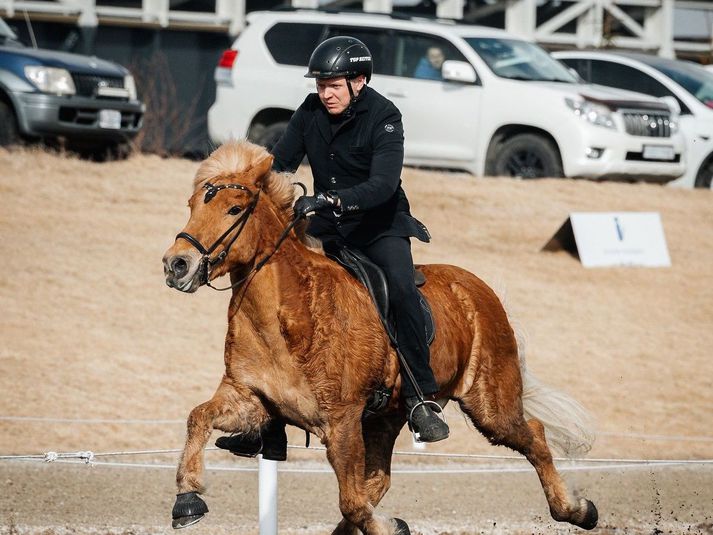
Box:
176 182 261 287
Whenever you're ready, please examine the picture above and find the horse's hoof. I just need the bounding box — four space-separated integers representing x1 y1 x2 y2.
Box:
172 514 204 529
172 492 208 529
393 517 411 535
577 499 598 530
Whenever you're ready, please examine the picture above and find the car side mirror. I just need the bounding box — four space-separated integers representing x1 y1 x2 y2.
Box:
567 67 583 82
660 96 681 115
442 60 477 84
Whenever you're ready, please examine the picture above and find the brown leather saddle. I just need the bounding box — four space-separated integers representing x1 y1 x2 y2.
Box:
326 246 435 346
326 246 436 418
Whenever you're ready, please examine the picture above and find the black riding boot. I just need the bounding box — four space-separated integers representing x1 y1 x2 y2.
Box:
405 396 449 443
215 419 288 461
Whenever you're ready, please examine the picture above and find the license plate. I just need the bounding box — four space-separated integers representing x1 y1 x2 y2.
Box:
643 145 675 160
98 109 121 129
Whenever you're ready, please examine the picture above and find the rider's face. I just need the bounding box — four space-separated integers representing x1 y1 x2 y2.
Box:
316 76 365 115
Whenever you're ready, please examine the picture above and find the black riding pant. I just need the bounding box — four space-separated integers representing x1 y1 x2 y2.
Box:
326 235 439 399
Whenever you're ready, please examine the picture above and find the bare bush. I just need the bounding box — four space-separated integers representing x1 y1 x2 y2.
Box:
130 51 206 157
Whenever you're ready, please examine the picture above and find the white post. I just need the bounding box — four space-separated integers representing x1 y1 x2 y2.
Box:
576 0 602 49
2 0 15 19
363 0 392 14
76 0 98 27
292 0 319 8
505 0 537 40
258 456 278 535
217 0 245 36
435 0 464 20
645 0 675 58
143 0 169 27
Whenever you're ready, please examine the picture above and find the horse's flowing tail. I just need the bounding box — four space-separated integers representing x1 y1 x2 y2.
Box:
516 332 596 457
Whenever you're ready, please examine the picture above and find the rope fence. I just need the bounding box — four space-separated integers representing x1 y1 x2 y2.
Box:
1 414 712 471
2 414 713 443
1 444 712 469
3 457 708 474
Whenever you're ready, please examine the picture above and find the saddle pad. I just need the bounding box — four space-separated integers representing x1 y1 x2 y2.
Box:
328 247 435 346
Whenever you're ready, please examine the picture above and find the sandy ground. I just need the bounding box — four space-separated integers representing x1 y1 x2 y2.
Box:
0 147 712 534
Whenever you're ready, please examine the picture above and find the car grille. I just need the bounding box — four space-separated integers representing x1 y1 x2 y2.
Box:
72 74 125 98
58 107 143 129
621 110 672 138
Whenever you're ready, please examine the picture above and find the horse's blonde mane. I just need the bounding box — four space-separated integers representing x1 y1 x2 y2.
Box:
194 140 297 214
195 140 321 250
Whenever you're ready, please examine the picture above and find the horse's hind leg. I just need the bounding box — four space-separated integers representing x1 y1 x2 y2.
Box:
332 414 406 535
458 393 598 530
523 417 598 529
172 380 268 528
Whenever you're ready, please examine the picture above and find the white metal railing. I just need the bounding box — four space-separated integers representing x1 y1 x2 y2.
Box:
0 0 246 33
0 1 710 58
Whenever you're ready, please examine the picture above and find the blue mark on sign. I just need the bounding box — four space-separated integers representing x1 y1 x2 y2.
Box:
614 217 624 241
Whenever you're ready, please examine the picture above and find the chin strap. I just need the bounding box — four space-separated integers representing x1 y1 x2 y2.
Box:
343 77 362 118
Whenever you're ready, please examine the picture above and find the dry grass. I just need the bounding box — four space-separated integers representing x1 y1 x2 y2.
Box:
1 146 712 463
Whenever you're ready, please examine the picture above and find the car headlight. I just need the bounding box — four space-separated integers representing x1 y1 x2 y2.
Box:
565 97 616 130
24 66 76 96
124 74 137 100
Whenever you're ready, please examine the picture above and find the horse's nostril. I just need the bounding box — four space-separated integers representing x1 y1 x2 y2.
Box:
171 257 189 278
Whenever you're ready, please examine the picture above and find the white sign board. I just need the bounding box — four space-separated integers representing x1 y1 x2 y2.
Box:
542 212 671 268
569 212 671 268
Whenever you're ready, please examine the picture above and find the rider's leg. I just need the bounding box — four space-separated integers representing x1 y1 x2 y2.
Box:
215 418 288 461
359 236 449 443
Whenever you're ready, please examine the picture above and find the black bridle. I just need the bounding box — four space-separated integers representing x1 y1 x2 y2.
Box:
175 181 303 292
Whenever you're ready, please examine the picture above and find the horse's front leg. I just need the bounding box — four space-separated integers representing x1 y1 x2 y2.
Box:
326 408 410 535
172 380 268 528
332 414 407 535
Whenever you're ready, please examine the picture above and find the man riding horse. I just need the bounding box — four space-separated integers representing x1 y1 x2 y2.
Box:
163 36 598 534
215 36 450 460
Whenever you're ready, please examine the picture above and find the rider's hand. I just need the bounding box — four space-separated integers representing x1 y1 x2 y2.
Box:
293 193 337 217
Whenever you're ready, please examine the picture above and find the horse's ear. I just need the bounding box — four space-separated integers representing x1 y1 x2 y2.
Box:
246 153 274 187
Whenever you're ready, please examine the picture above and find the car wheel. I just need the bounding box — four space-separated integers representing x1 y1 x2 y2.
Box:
74 141 133 161
0 100 21 146
492 133 563 178
257 122 288 152
694 155 713 189
105 141 133 161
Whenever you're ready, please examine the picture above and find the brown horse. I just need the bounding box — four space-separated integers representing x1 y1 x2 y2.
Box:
162 140 598 534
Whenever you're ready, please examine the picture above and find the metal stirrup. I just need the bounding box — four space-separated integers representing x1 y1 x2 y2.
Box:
408 400 447 443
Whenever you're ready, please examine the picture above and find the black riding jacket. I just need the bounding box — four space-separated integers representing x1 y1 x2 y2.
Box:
271 86 430 246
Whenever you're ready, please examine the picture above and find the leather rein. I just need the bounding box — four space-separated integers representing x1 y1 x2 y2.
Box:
175 181 302 292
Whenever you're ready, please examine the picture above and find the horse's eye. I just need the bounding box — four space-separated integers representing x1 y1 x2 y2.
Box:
228 206 242 216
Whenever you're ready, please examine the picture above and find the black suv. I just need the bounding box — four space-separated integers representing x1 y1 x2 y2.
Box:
0 18 144 155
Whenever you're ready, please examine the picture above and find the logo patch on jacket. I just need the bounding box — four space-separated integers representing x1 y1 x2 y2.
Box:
384 124 395 133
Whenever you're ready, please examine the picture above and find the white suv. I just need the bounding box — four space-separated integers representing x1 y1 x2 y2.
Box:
208 10 685 182
554 50 713 189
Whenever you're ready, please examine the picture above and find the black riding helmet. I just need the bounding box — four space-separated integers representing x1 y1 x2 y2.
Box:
305 36 373 83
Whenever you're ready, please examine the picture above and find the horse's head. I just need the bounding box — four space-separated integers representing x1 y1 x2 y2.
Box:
163 141 276 293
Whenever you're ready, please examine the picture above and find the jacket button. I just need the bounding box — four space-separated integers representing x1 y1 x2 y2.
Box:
330 176 336 184
329 153 335 159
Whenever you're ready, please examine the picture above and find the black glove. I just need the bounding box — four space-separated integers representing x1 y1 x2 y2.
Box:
293 193 337 217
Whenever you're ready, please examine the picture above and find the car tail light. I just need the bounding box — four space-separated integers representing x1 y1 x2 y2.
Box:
218 49 238 69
